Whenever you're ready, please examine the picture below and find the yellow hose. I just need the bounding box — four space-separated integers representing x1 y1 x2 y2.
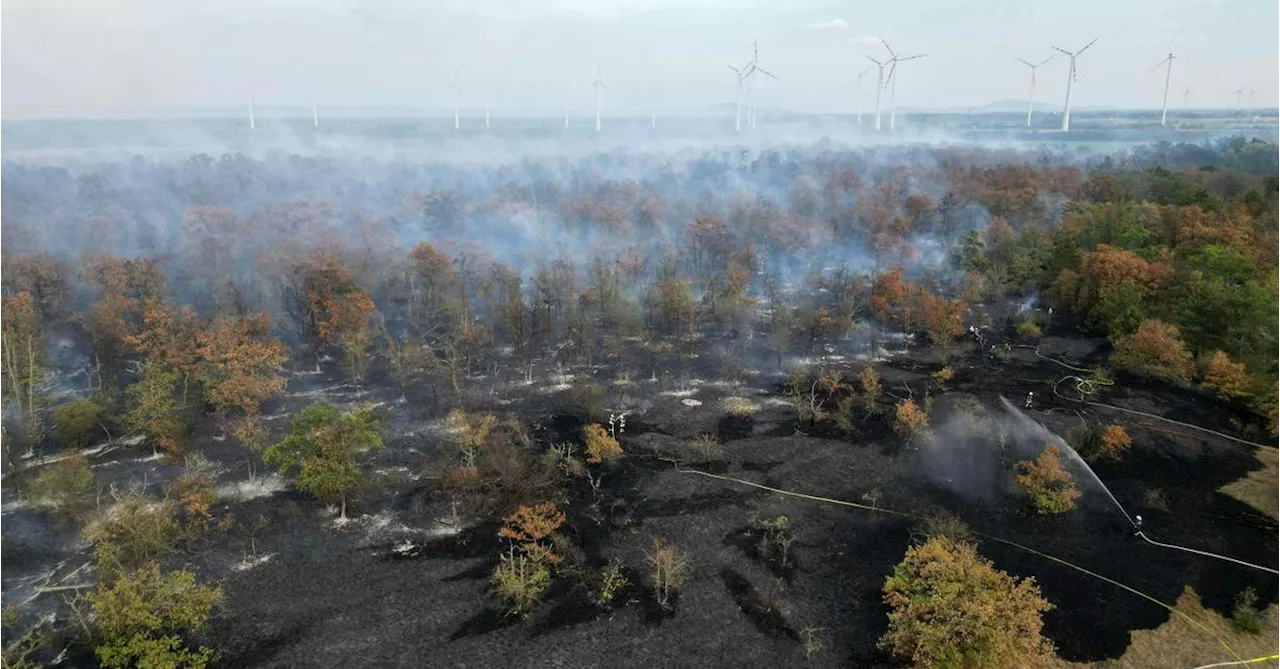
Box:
673 465 1248 665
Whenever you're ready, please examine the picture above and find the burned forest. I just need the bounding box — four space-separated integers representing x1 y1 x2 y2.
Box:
2 136 1278 668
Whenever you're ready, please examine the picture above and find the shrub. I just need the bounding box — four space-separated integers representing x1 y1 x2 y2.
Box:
25 454 95 522
167 454 218 537
880 537 1055 668
911 509 973 545
754 514 796 567
893 399 932 445
51 399 103 450
568 381 607 422
1110 319 1195 382
498 502 566 566
590 558 630 608
931 366 954 389
490 552 552 617
1097 425 1132 460
1014 444 1082 515
800 626 826 660
722 396 757 419
1016 320 1042 339
2 605 51 669
88 562 222 669
1231 587 1263 634
645 537 689 608
583 424 623 465
690 434 723 463
1201 350 1251 400
491 502 567 617
83 494 181 578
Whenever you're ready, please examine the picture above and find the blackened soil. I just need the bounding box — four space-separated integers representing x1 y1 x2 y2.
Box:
26 333 1269 668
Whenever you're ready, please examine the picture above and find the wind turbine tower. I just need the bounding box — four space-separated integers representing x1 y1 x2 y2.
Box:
1017 55 1054 127
312 101 319 129
485 104 490 128
449 71 461 130
592 64 607 132
855 66 875 127
866 56 887 131
1150 50 1176 126
728 64 748 132
1052 38 1097 132
880 38 925 132
745 40 777 130
248 89 256 130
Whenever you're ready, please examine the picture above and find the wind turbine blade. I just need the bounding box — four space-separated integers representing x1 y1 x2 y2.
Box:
879 37 896 58
1148 58 1168 72
865 55 882 66
1076 38 1098 56
1017 57 1035 67
754 66 778 80
900 54 926 62
1036 55 1055 67
727 64 740 74
1051 46 1072 56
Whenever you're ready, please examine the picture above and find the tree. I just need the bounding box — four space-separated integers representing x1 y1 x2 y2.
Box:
894 398 932 445
83 494 181 577
1110 319 1195 383
124 363 186 454
88 563 221 669
284 252 375 370
25 454 95 522
193 313 289 416
1 293 46 442
1014 444 1082 515
880 537 1055 668
1097 425 1133 460
383 335 436 401
51 399 104 450
1201 350 1251 400
491 502 566 617
264 402 383 518
4 252 73 322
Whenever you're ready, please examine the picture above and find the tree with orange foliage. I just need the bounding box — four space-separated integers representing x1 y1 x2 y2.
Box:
1014 444 1081 514
1097 425 1132 460
583 424 623 465
1201 350 1251 400
893 398 932 445
4 252 73 322
194 313 289 417
285 252 376 373
1110 319 1195 383
498 502 567 566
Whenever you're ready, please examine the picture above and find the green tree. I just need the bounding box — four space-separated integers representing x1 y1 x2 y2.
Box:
88 563 221 669
264 402 383 518
124 363 186 454
25 454 95 523
83 494 181 578
880 537 1055 668
51 399 104 450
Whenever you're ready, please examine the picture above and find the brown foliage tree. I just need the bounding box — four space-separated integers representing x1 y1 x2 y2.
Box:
1110 319 1195 382
194 313 289 416
1201 350 1251 400
893 398 932 445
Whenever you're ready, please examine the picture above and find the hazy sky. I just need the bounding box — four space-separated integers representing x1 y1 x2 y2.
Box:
3 0 1277 118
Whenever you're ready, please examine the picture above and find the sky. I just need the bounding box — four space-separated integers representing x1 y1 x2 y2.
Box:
3 0 1277 118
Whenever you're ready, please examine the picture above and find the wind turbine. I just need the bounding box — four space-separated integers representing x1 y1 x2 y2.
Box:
880 38 925 132
865 56 887 131
1052 38 1097 132
1149 50 1176 126
1017 55 1054 127
448 70 461 130
485 104 490 128
248 88 256 130
1233 87 1246 110
856 65 873 127
312 101 319 129
592 64 607 132
1182 84 1191 111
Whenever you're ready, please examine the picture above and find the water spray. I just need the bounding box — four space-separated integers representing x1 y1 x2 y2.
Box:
1001 397 1278 576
